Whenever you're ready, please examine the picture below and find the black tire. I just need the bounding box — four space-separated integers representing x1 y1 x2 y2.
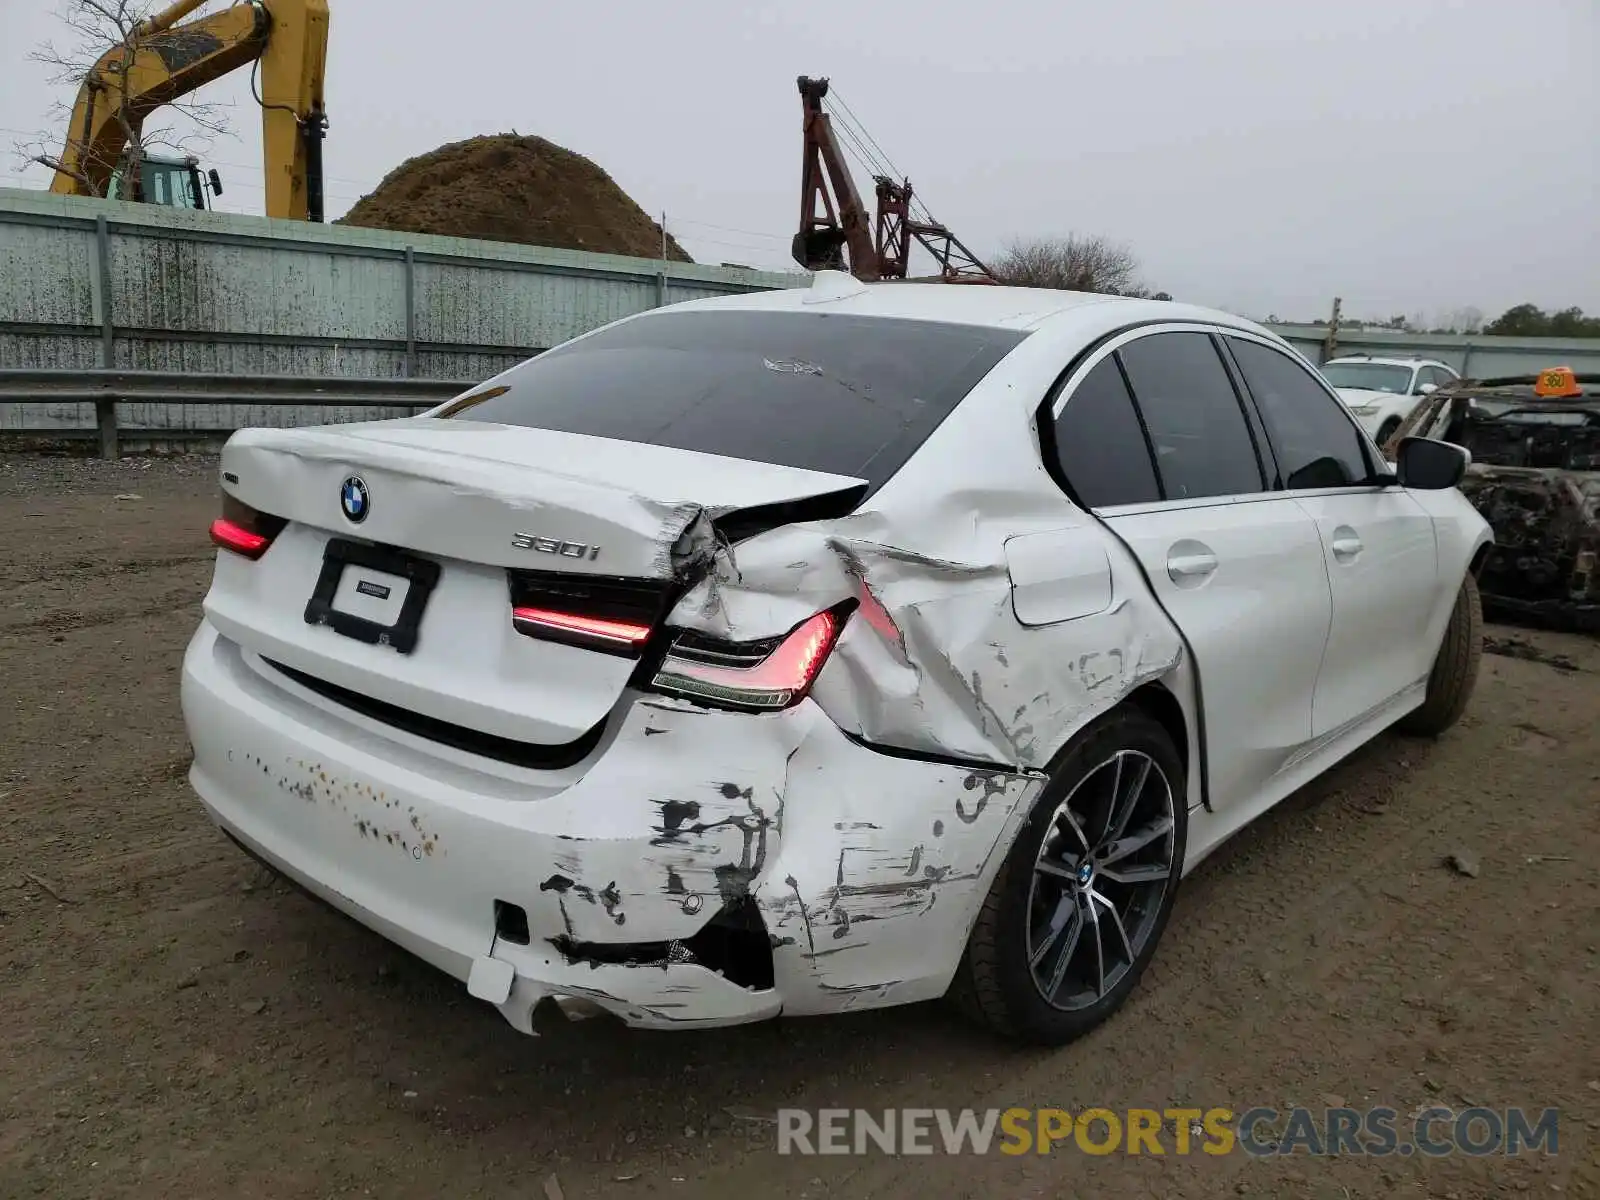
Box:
1397 572 1483 737
950 707 1187 1045
1376 417 1401 446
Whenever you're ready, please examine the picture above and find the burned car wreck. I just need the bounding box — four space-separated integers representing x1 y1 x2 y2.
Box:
1391 367 1599 631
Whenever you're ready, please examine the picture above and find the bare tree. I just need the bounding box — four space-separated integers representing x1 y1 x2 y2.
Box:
16 0 232 200
990 234 1161 297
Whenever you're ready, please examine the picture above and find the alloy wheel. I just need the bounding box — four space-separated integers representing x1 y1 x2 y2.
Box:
1025 749 1177 1011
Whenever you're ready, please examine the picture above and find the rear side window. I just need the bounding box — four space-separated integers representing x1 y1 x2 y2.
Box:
1117 332 1265 501
1226 337 1373 489
1053 357 1161 508
447 310 1028 492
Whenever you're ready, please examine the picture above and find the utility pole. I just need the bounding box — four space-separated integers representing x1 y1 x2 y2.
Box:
1321 296 1342 364
656 212 669 308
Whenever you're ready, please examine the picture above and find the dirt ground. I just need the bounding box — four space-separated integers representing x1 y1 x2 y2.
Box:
2 452 1597 1200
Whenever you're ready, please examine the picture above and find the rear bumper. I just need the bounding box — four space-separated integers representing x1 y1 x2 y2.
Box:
181 620 1044 1032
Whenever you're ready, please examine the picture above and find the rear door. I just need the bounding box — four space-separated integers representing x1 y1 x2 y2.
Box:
1220 333 1442 738
1049 327 1332 813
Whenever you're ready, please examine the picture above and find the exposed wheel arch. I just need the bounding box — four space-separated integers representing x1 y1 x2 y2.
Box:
1470 539 1494 577
1125 681 1189 779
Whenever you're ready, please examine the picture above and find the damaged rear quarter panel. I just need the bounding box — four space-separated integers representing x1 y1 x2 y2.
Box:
759 742 1043 1013
656 320 1198 1011
665 329 1190 777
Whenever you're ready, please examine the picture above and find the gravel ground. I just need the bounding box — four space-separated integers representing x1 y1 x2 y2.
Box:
1 454 1597 1199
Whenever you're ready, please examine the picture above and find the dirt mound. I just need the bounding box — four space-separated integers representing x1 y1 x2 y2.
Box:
337 134 692 262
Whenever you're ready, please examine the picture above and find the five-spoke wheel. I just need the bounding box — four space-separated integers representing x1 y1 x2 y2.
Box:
953 707 1187 1045
1026 749 1177 1012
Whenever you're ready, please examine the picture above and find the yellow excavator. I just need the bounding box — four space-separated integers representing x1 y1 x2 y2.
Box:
48 0 329 221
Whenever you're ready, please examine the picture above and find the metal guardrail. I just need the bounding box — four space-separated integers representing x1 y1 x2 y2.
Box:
0 369 478 458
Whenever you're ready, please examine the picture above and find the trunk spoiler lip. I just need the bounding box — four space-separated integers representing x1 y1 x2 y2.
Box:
710 482 870 545
225 421 873 520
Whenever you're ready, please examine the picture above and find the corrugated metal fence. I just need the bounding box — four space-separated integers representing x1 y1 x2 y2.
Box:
0 187 803 437
4 186 1597 444
1271 325 1600 379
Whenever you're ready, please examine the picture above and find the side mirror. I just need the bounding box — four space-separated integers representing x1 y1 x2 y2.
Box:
208 168 224 196
1417 382 1438 395
1396 436 1469 490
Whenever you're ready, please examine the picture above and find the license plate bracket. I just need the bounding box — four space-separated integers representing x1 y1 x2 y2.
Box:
304 538 441 654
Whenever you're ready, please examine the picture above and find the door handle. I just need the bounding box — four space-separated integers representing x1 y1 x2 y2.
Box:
1166 547 1218 585
1331 526 1364 562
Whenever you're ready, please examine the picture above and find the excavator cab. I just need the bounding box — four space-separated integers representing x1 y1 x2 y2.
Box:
108 153 223 211
48 0 325 221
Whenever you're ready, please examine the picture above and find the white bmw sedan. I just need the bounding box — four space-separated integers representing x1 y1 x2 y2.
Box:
181 273 1491 1046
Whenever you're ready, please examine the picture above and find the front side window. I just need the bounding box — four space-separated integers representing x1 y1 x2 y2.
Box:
1052 356 1161 508
1116 332 1265 501
1227 337 1373 489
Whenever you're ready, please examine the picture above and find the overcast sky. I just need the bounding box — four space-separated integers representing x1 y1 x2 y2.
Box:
3 0 1595 322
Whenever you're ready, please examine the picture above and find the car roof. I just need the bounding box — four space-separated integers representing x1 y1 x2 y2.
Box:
663 271 1276 337
1325 355 1441 368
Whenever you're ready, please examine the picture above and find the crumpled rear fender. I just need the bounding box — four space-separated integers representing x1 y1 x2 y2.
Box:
667 491 1189 776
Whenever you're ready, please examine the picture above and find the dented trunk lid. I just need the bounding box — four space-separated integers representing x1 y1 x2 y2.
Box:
221 419 868 576
204 418 867 750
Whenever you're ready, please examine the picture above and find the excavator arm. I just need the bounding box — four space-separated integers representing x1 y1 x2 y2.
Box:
48 0 330 222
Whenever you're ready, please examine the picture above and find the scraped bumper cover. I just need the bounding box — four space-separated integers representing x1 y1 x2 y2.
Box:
181 621 1045 1032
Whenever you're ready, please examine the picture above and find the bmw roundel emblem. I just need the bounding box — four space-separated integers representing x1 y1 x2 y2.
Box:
340 475 370 524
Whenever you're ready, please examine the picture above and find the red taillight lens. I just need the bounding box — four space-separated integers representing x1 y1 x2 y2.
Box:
650 609 846 711
512 606 651 648
209 493 286 560
209 517 271 559
505 570 676 658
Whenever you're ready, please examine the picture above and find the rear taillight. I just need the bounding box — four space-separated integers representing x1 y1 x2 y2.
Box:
649 608 848 712
209 494 286 560
209 518 270 557
507 569 678 657
512 607 651 649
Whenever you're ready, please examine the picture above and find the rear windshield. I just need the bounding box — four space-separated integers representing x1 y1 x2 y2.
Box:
444 310 1028 490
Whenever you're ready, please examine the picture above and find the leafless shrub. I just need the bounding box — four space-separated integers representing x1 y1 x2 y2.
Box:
15 0 232 198
991 234 1163 297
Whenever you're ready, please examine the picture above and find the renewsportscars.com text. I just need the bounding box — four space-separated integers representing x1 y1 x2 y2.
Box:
776 1106 1560 1157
